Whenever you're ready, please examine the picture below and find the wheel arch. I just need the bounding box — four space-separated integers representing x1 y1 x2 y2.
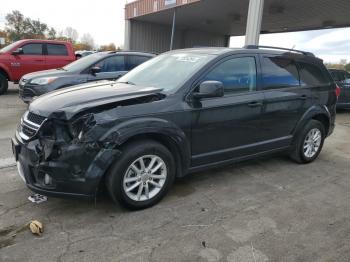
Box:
100 117 191 178
293 105 331 142
0 65 11 81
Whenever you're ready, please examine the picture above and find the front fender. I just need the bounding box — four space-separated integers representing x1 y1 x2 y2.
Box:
85 115 191 175
99 117 191 175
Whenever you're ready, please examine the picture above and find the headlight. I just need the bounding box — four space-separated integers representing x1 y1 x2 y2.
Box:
30 77 57 85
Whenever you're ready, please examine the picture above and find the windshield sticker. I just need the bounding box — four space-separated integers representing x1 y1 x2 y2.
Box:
172 54 204 63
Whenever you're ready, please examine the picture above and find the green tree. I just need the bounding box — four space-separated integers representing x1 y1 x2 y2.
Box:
5 10 51 41
5 10 28 41
47 27 57 40
345 63 350 72
25 18 48 38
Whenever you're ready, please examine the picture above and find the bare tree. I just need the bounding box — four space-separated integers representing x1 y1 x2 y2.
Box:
64 27 79 42
80 33 95 50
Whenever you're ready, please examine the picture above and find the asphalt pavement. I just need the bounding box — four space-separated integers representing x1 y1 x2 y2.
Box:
1 83 350 262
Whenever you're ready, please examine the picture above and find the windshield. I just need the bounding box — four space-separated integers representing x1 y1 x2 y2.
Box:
117 52 214 93
63 53 106 72
0 42 20 53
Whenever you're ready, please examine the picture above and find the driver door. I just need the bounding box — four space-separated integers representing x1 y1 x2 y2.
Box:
190 55 264 167
87 55 127 82
11 43 45 81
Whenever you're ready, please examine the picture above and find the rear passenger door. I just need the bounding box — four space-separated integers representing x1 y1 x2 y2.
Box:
45 43 71 69
87 55 127 82
259 56 313 148
190 55 265 166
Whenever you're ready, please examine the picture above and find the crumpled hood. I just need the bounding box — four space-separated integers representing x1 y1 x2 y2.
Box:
29 81 163 120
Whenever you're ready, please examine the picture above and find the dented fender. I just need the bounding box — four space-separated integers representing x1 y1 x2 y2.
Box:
98 117 191 175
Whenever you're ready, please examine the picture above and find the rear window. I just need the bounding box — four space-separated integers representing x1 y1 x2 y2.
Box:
262 57 299 89
299 63 330 86
22 43 43 55
127 55 150 70
47 44 68 56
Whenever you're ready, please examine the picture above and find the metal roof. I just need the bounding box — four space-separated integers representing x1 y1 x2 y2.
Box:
126 0 350 36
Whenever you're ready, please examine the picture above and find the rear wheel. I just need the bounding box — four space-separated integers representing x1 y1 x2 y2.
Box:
106 140 175 210
0 72 8 95
290 120 325 163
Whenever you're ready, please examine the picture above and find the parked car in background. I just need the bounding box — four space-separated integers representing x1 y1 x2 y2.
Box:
19 51 155 103
13 46 338 209
75 50 96 59
0 39 75 95
328 68 350 108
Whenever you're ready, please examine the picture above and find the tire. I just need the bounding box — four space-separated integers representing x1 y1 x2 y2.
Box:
0 72 8 95
106 140 176 210
290 120 325 164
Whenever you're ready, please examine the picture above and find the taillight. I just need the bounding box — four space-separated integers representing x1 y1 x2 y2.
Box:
335 85 341 98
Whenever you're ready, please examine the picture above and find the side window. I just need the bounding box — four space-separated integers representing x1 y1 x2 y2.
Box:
203 57 257 94
21 43 43 55
47 44 68 56
127 55 150 70
262 57 299 89
299 63 330 86
94 56 125 72
329 71 338 81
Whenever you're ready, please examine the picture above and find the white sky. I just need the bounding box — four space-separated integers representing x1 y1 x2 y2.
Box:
1 0 350 63
0 0 126 47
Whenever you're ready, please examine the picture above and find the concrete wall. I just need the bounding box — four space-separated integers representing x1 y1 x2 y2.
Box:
126 20 228 53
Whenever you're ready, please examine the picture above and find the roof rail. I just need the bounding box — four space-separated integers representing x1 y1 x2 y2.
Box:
108 50 159 55
244 45 315 57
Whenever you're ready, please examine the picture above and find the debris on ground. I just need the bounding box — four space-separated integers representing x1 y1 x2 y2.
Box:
0 220 44 249
29 220 43 236
28 194 47 204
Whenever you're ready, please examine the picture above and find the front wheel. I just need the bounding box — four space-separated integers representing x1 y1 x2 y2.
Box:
290 120 325 163
106 140 175 210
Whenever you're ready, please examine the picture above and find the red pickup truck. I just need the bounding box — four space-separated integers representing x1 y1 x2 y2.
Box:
0 39 75 95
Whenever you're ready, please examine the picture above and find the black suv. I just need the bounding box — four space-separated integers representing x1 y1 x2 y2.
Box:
12 46 337 209
328 68 350 108
19 51 155 103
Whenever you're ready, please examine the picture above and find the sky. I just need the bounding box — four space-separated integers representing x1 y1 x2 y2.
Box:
0 0 127 47
1 0 350 63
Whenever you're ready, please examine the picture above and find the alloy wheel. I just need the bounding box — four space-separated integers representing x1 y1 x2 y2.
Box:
303 128 322 158
123 155 167 201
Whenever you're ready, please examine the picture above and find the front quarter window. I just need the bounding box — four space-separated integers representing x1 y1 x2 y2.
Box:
118 52 214 93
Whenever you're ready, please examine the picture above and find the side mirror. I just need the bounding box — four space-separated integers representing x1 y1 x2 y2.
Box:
90 66 101 75
12 48 23 55
192 81 224 99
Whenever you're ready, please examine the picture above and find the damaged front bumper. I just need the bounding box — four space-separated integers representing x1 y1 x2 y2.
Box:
12 130 120 200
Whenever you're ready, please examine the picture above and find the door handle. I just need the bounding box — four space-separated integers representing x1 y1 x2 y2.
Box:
298 95 308 100
247 101 263 107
